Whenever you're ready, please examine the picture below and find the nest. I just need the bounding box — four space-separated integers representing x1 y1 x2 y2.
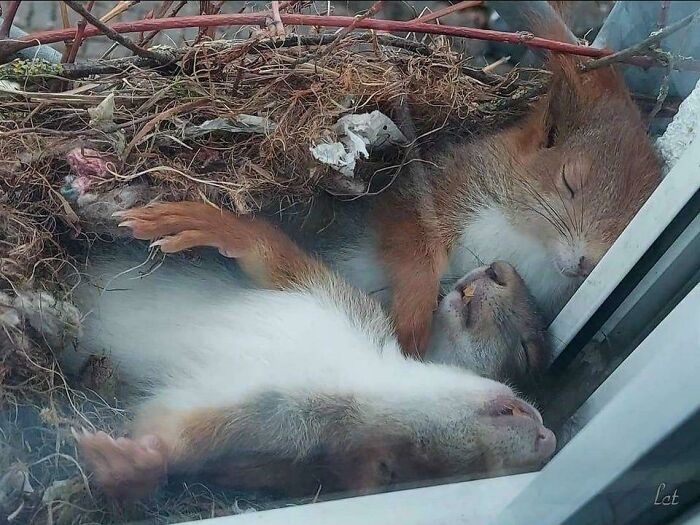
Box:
0 33 546 523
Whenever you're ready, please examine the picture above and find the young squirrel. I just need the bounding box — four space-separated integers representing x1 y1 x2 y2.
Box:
426 259 549 391
301 3 662 358
71 202 554 499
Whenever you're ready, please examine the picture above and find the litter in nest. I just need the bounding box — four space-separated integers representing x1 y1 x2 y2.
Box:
310 109 407 177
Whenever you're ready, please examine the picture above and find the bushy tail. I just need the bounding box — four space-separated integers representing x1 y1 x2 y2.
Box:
69 245 247 384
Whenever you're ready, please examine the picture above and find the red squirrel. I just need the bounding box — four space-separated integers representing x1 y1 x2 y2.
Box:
70 202 554 499
304 3 662 357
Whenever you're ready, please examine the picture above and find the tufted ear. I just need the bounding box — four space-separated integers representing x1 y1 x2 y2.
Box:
508 1 631 126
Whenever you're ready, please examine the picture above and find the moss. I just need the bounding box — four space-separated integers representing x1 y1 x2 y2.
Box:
0 58 64 80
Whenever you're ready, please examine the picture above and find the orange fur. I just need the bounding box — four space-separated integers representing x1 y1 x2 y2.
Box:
375 203 448 358
373 4 658 350
117 202 326 291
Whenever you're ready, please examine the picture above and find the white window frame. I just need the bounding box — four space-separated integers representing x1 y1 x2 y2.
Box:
168 123 700 525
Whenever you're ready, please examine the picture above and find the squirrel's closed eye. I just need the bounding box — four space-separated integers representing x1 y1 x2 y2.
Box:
545 124 557 148
561 166 575 199
520 340 531 372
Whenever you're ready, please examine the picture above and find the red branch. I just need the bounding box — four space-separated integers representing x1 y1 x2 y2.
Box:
65 0 95 64
4 11 699 70
5 13 607 56
0 0 22 38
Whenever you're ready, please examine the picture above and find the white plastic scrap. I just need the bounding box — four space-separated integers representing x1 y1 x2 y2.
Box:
88 93 115 128
88 93 126 152
184 115 277 138
0 79 20 97
12 291 83 347
310 110 407 177
656 77 700 174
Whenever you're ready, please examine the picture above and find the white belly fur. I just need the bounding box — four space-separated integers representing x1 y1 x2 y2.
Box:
448 206 575 321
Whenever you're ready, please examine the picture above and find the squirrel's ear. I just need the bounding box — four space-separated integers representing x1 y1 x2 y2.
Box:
548 54 629 103
505 1 630 102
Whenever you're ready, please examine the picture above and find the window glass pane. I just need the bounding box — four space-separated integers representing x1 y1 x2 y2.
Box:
1 1 697 523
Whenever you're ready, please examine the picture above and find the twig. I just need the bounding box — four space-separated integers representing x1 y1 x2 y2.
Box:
59 1 73 62
657 0 672 30
648 51 674 123
58 1 71 29
278 0 300 10
101 0 141 24
254 1 300 39
121 98 209 160
139 0 183 47
415 1 482 23
94 0 143 60
196 0 225 42
65 0 95 64
0 0 21 38
6 10 700 71
62 0 171 65
293 1 384 65
581 8 699 72
3 12 616 56
267 1 285 36
482 55 510 73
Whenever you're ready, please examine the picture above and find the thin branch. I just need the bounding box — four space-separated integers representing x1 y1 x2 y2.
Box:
657 0 672 31
197 0 225 41
581 8 699 72
0 0 21 39
256 1 302 39
5 10 700 72
139 0 184 47
4 12 617 57
648 51 674 123
58 1 71 29
62 0 171 65
414 1 482 23
101 0 141 24
294 0 384 64
93 0 143 59
65 0 95 64
59 1 73 61
278 0 300 10
267 1 285 36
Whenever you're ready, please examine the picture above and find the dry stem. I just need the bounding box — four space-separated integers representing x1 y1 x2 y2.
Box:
581 8 700 72
64 0 95 64
415 1 483 23
62 0 172 65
